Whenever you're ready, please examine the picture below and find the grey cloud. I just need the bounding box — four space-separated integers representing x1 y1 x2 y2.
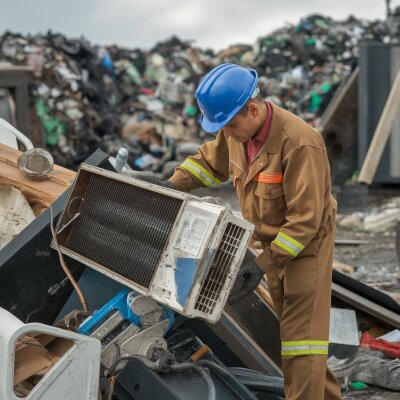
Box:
0 0 386 50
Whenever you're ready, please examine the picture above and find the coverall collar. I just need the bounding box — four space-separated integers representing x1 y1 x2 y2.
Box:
265 102 283 154
243 103 283 186
227 102 283 184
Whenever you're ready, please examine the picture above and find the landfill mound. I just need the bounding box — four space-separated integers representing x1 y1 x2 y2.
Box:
0 14 392 169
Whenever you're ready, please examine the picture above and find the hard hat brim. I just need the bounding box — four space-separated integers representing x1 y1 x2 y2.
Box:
200 114 227 133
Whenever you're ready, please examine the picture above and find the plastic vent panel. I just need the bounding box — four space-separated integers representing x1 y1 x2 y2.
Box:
194 223 246 315
59 173 183 289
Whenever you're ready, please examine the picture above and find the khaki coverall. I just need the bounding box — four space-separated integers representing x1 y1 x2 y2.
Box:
169 103 342 400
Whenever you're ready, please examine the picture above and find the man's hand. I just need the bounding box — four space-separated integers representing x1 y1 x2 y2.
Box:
228 259 264 305
122 170 175 189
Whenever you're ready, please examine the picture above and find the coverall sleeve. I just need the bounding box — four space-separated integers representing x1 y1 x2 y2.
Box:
168 131 230 192
256 144 328 269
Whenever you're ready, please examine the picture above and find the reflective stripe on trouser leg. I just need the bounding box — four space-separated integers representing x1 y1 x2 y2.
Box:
281 340 329 356
279 229 341 399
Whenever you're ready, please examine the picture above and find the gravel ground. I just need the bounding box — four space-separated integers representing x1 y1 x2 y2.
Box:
334 188 400 399
334 187 400 297
342 387 400 399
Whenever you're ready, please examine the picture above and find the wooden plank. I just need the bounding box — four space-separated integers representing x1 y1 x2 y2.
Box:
0 143 75 187
358 68 400 184
319 67 359 132
0 143 76 214
0 163 63 204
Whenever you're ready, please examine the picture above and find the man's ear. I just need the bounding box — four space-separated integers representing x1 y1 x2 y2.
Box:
247 102 260 118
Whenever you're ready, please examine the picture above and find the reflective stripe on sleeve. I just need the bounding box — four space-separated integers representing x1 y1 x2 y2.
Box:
272 232 304 257
180 159 222 187
281 340 329 356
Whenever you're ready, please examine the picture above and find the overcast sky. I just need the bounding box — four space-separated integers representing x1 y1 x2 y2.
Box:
0 1 390 50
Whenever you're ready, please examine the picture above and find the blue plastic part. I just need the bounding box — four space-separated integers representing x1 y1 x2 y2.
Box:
161 308 175 332
79 288 174 335
101 50 114 70
196 63 258 133
175 258 199 307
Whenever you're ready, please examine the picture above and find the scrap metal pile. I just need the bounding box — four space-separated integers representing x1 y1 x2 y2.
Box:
0 14 393 170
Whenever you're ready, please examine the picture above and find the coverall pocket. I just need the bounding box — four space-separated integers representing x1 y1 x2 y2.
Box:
255 183 286 226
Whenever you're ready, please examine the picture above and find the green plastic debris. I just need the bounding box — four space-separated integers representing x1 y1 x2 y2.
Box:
349 381 368 391
305 38 316 46
309 92 321 112
35 98 66 146
320 81 331 93
262 38 275 46
315 19 329 30
308 82 332 113
35 98 47 119
126 65 143 86
184 105 197 117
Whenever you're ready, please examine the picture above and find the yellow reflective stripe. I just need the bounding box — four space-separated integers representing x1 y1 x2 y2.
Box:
281 340 329 356
282 340 328 346
181 162 212 186
277 232 304 251
181 159 222 187
282 349 328 356
272 232 304 257
273 240 298 256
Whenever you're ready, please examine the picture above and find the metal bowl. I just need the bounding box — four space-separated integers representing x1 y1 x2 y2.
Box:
17 148 54 180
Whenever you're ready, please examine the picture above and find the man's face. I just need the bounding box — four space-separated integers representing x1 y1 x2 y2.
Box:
222 106 260 143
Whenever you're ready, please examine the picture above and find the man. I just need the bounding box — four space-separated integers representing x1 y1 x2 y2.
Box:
167 63 342 399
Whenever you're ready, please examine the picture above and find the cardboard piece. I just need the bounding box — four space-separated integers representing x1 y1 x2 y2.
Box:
13 333 72 393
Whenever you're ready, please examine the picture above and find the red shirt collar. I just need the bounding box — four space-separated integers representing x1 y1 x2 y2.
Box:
253 101 272 143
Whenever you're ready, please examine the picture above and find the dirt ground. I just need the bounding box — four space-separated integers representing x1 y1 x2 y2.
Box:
334 187 400 298
342 387 400 399
333 188 400 400
194 183 400 400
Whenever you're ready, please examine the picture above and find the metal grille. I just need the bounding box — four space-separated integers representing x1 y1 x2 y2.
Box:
194 223 246 315
62 174 183 288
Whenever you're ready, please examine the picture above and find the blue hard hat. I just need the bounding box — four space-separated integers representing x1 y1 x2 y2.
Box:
196 63 258 133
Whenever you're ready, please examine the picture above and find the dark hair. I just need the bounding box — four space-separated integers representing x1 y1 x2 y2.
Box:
237 95 264 116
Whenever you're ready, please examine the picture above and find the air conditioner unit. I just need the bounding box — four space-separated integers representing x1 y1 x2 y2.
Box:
52 164 254 323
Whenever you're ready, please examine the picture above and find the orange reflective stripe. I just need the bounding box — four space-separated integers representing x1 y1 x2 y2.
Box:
253 173 283 183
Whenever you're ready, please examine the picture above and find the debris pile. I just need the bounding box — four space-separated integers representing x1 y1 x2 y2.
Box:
0 14 393 170
329 331 400 393
334 197 400 301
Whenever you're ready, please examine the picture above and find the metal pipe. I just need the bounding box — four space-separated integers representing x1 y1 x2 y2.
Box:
106 355 216 400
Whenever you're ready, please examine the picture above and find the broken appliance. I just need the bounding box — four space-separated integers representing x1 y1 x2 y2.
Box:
76 289 284 400
0 307 100 400
52 164 254 323
78 287 174 369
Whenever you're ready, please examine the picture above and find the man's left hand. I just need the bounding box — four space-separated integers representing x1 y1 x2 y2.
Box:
228 259 264 305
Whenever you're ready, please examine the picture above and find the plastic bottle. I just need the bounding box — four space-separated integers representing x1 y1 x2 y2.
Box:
115 147 128 173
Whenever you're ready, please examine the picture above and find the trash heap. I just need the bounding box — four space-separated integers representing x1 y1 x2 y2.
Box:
0 14 393 170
